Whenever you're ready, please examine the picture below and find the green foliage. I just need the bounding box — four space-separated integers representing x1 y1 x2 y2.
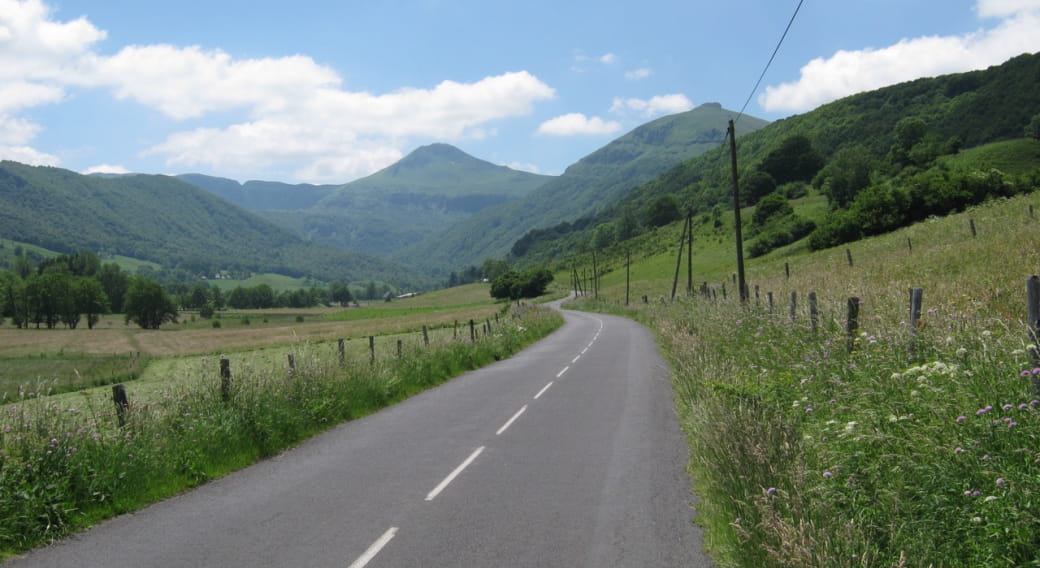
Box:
123 276 178 329
0 162 422 288
746 213 816 258
1026 113 1040 139
397 103 769 272
489 268 554 300
757 134 823 185
742 170 777 205
328 280 353 306
751 192 794 226
646 194 682 227
813 144 876 209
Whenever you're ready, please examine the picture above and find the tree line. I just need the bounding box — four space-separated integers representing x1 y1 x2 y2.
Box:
0 249 371 330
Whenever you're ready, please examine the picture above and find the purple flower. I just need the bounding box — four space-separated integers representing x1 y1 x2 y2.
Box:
964 490 972 496
977 405 993 415
806 407 814 414
1009 421 1018 428
1003 404 1014 411
982 454 991 461
766 487 777 496
954 447 964 454
1021 370 1032 377
956 415 967 423
1020 403 1029 410
823 471 833 478
996 478 1006 487
973 490 982 497
1033 368 1040 375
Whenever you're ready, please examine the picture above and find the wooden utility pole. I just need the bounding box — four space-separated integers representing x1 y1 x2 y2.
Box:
625 251 631 306
685 210 693 295
728 119 748 303
671 212 689 300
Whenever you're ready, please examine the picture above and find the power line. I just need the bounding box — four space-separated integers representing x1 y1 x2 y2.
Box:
735 0 805 125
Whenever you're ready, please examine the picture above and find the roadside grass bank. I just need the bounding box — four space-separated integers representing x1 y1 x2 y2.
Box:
0 305 562 559
569 194 1040 566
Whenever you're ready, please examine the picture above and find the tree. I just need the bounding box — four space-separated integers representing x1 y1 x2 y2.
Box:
591 223 615 250
124 277 178 329
814 144 876 209
742 170 777 205
1027 113 1040 140
759 135 824 185
186 284 210 310
490 268 554 300
73 278 110 329
646 194 682 227
97 262 129 313
752 192 794 226
329 280 353 306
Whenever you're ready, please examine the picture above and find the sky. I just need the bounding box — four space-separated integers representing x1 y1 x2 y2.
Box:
1 0 1039 184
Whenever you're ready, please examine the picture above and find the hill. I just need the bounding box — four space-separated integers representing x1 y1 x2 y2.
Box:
276 143 554 257
392 103 769 274
510 52 1040 266
0 162 422 286
176 174 338 211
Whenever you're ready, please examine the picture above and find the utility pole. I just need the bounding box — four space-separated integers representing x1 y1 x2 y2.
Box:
728 119 748 303
685 209 693 295
671 213 688 300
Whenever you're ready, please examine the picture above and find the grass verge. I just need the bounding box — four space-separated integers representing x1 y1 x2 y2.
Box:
0 305 562 558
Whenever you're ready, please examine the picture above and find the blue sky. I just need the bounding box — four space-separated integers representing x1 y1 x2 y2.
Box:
2 0 1038 183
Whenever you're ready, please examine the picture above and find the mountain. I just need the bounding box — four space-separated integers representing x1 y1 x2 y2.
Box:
179 144 554 258
0 162 422 286
176 174 339 211
392 103 769 273
510 52 1040 266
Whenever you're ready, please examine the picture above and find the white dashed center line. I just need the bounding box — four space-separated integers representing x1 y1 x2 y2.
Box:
425 447 485 502
496 405 527 435
533 382 553 400
348 526 398 568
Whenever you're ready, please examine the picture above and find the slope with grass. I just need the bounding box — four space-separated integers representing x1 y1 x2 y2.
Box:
569 188 1040 566
393 103 769 274
0 162 422 287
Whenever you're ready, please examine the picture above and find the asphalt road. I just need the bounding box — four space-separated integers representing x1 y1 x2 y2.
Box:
6 305 711 567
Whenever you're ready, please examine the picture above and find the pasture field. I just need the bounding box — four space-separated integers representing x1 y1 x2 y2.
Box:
0 283 499 397
573 191 1040 566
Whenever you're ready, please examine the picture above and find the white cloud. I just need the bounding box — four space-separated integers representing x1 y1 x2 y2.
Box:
83 163 131 175
760 2 1040 113
536 113 622 136
610 94 693 117
624 68 653 81
599 53 617 64
144 71 555 181
505 161 541 174
0 0 558 182
977 0 1040 18
0 144 59 165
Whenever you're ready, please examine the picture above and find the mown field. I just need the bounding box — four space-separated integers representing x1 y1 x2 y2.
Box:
572 190 1040 567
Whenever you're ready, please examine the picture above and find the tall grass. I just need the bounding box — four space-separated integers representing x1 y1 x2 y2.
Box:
0 306 562 558
574 194 1040 566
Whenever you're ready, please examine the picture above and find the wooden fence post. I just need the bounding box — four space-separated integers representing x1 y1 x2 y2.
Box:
846 297 860 353
785 262 790 279
969 218 977 238
287 353 296 376
1027 276 1040 397
220 356 232 401
454 320 458 338
789 291 797 322
369 336 375 363
909 287 924 362
808 291 818 334
470 319 476 343
338 339 345 365
768 292 774 315
112 383 129 427
397 339 403 358
846 248 854 267
907 237 913 253
422 325 429 347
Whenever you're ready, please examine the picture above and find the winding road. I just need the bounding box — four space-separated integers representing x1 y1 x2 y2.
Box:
6 304 711 567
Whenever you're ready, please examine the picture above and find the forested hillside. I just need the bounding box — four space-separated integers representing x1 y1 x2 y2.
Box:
510 52 1040 266
0 162 421 286
393 103 768 274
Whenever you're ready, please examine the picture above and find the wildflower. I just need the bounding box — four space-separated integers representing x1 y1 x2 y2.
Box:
805 407 813 414
1008 421 1018 428
845 421 857 431
956 348 968 357
1021 370 1032 377
823 471 833 478
982 454 991 461
956 416 966 423
996 478 1006 487
982 330 992 337
1034 368 1040 375
1003 404 1014 411
1019 403 1029 410
973 490 982 497
766 487 777 496
985 495 998 503
954 447 964 454
964 490 972 496
977 405 993 415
